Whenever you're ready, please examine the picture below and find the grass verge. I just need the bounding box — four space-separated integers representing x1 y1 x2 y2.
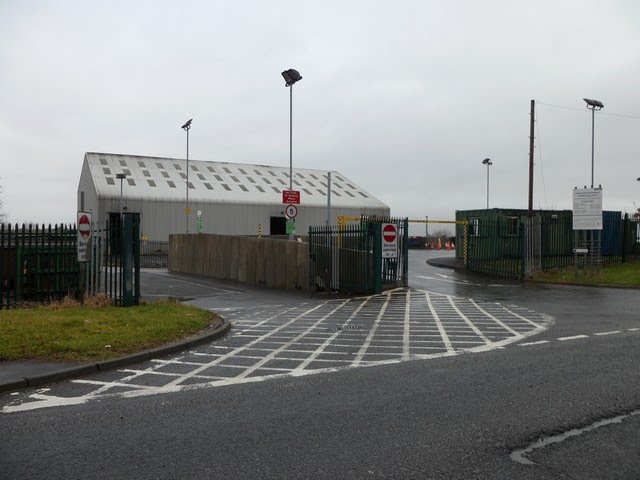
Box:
0 299 220 362
529 262 640 286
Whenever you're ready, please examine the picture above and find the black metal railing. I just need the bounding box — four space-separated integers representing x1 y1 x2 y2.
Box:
140 240 168 268
0 223 79 308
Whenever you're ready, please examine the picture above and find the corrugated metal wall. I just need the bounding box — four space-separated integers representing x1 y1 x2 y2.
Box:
93 197 389 241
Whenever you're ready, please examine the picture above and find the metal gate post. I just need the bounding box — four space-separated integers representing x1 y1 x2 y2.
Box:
372 223 382 294
133 213 141 304
121 213 134 307
402 218 409 287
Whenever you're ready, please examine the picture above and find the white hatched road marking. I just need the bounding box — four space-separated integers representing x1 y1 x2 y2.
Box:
426 292 454 353
2 288 553 413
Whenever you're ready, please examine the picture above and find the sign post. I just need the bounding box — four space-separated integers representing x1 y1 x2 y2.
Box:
382 223 398 258
285 204 298 219
283 190 300 240
572 187 603 274
282 190 300 204
77 212 92 262
572 188 603 230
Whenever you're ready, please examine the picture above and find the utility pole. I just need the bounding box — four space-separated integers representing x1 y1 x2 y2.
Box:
528 99 535 218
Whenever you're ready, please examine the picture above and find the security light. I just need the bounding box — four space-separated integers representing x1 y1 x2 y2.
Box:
583 98 604 109
281 69 302 87
181 118 193 233
583 98 604 188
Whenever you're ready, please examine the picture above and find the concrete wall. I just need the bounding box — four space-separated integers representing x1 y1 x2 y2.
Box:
168 234 309 290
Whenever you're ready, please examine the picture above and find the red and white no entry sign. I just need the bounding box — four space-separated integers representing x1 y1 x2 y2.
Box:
77 211 93 262
382 223 398 258
78 214 91 238
383 224 397 243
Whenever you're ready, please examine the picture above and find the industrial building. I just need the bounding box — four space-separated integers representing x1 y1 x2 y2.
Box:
77 152 390 240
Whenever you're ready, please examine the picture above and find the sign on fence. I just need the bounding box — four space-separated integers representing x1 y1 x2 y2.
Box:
77 211 92 262
382 223 398 258
572 188 603 230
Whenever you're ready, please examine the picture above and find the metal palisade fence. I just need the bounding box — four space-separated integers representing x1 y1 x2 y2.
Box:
308 216 408 294
0 223 79 308
1 214 142 309
466 214 639 279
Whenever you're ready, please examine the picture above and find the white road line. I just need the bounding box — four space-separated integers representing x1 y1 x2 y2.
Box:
162 301 331 388
248 298 367 376
630 328 640 332
73 380 159 389
594 330 621 336
426 292 454 353
519 340 549 346
352 293 392 366
120 369 183 377
2 287 555 414
558 335 589 341
403 290 411 358
293 299 370 371
468 299 522 338
447 296 492 345
497 304 543 328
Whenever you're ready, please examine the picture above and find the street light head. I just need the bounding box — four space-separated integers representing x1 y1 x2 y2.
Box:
181 118 193 131
583 98 604 110
281 69 302 87
482 158 492 166
115 173 127 179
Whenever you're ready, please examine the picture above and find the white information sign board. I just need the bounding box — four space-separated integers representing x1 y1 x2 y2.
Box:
572 188 602 230
382 223 398 258
77 211 92 262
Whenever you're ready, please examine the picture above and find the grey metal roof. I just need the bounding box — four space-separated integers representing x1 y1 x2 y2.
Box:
84 152 388 209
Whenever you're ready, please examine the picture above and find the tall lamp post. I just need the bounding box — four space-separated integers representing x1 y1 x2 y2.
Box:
281 68 302 240
482 158 492 209
583 98 604 188
116 173 127 214
181 118 192 233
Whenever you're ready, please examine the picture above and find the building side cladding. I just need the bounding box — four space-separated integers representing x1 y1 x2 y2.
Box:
78 152 390 240
454 208 627 259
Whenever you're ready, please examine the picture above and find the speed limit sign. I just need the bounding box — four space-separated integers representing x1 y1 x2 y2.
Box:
285 204 298 219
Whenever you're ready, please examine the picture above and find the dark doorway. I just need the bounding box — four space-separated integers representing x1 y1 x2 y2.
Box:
270 216 286 235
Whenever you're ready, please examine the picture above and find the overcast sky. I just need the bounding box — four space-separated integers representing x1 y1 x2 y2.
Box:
2 1 639 234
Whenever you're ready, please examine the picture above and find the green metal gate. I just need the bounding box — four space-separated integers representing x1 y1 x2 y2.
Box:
308 217 408 295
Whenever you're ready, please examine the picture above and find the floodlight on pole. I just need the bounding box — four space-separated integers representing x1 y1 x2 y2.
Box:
115 173 127 214
583 98 603 189
181 118 192 234
482 158 492 209
281 68 302 240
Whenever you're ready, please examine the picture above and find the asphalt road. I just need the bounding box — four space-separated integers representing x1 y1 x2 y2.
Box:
1 250 639 479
